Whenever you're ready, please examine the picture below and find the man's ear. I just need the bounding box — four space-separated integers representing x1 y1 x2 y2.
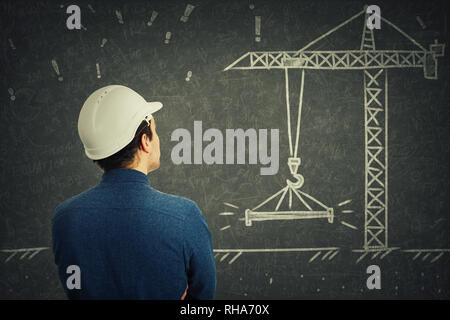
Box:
140 132 151 153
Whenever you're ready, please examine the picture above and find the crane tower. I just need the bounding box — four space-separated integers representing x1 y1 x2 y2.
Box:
224 7 445 250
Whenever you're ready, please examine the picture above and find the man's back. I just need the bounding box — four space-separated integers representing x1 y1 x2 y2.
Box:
52 168 216 299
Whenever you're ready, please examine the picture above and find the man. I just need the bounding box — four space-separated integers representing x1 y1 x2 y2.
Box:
52 85 216 299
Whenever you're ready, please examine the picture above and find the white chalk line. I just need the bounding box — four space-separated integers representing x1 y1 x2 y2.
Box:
223 202 239 209
337 199 352 207
1 247 50 263
341 221 358 230
219 212 235 216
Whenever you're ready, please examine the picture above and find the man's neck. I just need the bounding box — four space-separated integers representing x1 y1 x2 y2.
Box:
125 164 148 176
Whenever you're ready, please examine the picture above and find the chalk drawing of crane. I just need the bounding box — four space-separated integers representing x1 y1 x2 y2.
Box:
224 6 445 255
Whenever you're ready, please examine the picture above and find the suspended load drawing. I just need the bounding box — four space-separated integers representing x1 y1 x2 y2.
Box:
224 6 444 251
244 145 335 227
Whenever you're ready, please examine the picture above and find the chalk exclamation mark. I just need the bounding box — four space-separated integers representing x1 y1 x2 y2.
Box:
8 38 16 50
96 63 101 79
147 10 158 26
255 16 261 42
8 88 16 101
100 38 108 48
115 10 124 24
51 59 63 82
164 32 172 44
185 71 192 81
180 4 195 23
88 4 95 13
416 16 426 29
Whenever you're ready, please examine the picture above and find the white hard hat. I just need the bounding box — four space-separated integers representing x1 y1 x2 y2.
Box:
78 85 163 160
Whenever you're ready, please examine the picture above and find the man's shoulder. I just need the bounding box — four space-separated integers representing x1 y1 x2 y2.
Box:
150 189 201 220
52 184 203 223
52 186 98 220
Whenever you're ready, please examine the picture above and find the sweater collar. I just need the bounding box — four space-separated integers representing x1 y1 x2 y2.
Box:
100 168 150 186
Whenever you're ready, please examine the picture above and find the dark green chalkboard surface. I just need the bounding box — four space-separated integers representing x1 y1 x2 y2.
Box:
1 0 449 299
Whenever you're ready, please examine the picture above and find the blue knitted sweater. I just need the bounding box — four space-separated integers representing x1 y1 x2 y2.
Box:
52 168 216 300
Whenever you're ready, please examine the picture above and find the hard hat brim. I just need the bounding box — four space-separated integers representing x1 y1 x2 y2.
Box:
147 101 163 115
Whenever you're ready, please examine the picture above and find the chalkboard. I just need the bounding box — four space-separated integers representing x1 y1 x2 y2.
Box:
1 0 449 299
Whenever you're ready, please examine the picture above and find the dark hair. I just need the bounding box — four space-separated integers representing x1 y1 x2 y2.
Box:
93 120 153 172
